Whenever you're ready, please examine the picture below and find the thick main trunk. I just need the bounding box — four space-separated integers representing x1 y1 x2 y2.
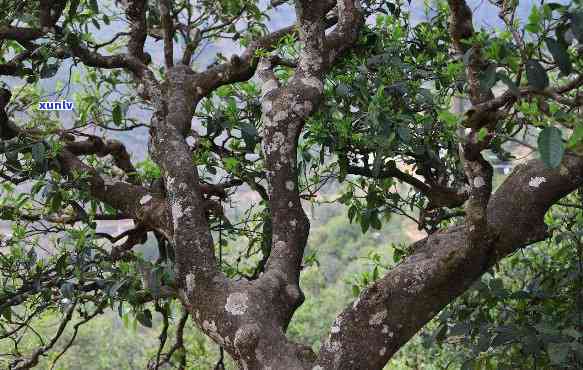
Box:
314 154 583 369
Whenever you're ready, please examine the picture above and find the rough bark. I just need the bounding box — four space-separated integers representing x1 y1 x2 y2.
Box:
315 154 583 369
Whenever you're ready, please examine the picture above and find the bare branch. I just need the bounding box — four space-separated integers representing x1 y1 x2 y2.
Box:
11 302 77 370
159 0 174 68
65 137 140 185
124 0 149 62
49 302 107 370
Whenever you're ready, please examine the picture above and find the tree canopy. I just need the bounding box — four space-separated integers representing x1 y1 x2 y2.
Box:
0 0 583 369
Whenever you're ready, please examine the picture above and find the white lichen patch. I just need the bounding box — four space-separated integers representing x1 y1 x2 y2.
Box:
560 165 570 176
167 176 176 187
257 60 269 71
529 176 546 188
262 100 273 114
301 77 324 93
262 80 279 98
179 182 188 191
285 180 295 191
379 347 386 356
473 176 486 188
331 325 340 334
292 100 313 117
264 132 287 156
273 111 287 123
299 55 324 72
172 203 184 228
290 219 297 227
225 292 249 316
185 273 195 293
202 320 217 333
328 341 342 353
185 136 197 147
103 176 116 187
139 195 152 205
382 325 389 334
369 309 387 326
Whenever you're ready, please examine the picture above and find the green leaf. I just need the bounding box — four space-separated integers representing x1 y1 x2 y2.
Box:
136 309 152 328
370 212 382 230
462 47 474 66
89 0 99 13
240 122 258 151
348 205 357 223
564 327 582 340
492 331 516 347
56 254 67 274
1 307 12 321
548 342 570 365
396 125 410 143
68 0 80 21
60 282 75 298
148 268 161 298
526 6 542 33
477 127 489 142
570 11 583 43
545 37 572 75
538 126 565 168
224 157 239 172
497 72 520 98
525 60 549 90
567 124 583 148
112 104 123 126
50 192 63 212
438 111 461 127
335 83 351 97
461 360 475 370
39 63 60 79
449 322 470 337
109 279 126 297
31 142 48 174
479 64 497 92
360 214 370 233
31 142 45 165
372 150 384 178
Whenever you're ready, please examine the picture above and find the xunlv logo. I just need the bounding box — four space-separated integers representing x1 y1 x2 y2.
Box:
38 101 74 111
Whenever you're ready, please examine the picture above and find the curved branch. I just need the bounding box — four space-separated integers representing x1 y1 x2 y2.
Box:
316 153 583 368
11 301 77 370
65 137 140 185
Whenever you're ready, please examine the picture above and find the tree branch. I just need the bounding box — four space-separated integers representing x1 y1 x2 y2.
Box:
11 301 76 370
159 0 174 68
316 153 583 368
